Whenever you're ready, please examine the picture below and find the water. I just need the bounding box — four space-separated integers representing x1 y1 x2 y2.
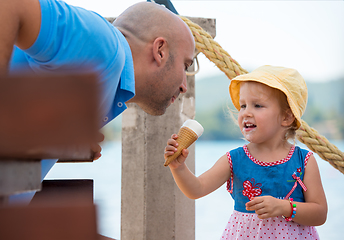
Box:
46 140 344 240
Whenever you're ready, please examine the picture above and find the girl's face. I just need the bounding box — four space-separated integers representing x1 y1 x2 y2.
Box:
238 81 287 145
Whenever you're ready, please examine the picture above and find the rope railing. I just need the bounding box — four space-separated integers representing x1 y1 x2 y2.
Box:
297 120 344 173
180 16 248 80
180 16 344 174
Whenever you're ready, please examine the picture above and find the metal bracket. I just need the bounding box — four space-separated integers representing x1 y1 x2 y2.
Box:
147 0 179 15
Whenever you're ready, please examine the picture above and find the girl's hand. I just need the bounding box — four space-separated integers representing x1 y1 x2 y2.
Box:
246 196 289 219
164 134 189 169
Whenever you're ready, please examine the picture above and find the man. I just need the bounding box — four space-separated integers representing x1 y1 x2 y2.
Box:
1 0 195 203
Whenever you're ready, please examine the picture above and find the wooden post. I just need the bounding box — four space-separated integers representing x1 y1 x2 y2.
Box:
121 17 216 240
0 73 101 239
0 73 100 203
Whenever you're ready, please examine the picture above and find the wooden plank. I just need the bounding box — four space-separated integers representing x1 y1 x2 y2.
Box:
31 179 94 204
0 196 98 240
0 73 100 160
0 160 41 196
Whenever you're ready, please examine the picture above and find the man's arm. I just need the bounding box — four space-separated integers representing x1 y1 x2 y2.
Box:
0 0 41 74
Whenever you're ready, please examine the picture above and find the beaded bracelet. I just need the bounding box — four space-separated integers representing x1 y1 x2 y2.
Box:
282 198 296 222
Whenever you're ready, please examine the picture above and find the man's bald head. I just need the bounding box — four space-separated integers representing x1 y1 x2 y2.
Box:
113 2 191 48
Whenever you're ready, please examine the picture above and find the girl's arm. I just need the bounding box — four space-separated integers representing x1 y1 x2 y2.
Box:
292 154 327 226
164 134 231 199
246 155 327 226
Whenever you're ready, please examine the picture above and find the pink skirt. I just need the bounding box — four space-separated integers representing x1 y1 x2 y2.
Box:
221 210 320 240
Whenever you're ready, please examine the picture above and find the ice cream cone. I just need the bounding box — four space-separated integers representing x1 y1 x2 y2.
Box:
164 120 203 167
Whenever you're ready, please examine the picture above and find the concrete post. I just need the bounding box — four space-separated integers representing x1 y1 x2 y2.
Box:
121 17 215 240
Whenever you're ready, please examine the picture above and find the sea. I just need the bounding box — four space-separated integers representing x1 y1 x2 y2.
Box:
46 140 344 240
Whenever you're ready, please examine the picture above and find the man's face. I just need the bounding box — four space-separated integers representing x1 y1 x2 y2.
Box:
139 37 195 116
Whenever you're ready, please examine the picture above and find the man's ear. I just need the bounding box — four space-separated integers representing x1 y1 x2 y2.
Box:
152 37 168 67
282 109 296 127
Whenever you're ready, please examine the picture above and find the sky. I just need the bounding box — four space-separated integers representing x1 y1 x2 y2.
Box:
64 0 344 82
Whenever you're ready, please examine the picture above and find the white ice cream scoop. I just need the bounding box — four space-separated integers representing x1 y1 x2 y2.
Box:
182 119 204 138
164 119 204 166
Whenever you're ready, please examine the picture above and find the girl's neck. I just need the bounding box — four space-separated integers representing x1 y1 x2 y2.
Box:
246 141 293 163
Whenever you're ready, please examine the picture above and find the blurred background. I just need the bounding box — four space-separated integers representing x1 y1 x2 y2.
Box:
47 1 344 239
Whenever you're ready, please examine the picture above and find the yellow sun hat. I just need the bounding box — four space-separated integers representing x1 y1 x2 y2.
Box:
229 65 308 129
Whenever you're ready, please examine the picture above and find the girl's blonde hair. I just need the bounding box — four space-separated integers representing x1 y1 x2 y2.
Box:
270 84 298 141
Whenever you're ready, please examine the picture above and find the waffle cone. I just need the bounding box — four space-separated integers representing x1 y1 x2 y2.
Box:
164 126 198 166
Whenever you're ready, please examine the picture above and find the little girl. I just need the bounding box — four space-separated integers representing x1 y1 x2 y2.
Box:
164 65 327 239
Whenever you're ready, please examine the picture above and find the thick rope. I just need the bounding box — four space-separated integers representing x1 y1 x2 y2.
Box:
180 16 248 80
297 120 344 174
181 16 344 174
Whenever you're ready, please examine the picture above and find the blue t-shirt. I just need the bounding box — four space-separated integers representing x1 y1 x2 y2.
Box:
226 145 311 213
10 0 135 127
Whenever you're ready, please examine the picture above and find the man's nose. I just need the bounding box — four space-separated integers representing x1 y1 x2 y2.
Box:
179 75 187 93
